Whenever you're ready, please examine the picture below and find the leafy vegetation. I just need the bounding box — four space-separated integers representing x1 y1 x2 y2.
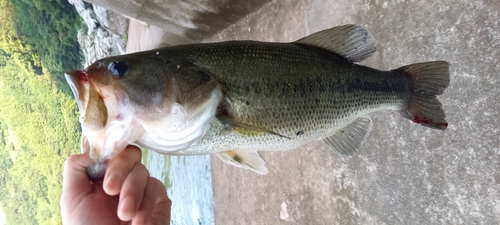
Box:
0 0 85 224
2 0 83 94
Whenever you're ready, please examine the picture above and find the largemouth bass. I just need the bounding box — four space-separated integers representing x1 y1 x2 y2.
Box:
65 24 449 180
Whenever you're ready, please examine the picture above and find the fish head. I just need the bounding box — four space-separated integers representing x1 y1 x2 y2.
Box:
65 53 222 181
65 55 178 180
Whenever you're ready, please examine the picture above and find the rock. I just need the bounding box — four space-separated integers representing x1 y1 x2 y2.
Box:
67 0 129 67
68 0 99 33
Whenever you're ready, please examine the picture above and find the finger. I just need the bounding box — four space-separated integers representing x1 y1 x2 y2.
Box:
62 154 92 197
132 177 170 225
150 193 172 224
103 145 142 195
117 162 149 221
60 154 93 218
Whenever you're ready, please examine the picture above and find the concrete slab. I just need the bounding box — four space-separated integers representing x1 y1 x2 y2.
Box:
85 0 271 41
122 0 500 224
204 0 500 224
126 19 191 53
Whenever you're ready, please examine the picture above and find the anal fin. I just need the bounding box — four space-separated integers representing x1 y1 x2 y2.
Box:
216 150 269 175
323 116 372 155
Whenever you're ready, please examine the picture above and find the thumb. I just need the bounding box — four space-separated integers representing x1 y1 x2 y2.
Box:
62 154 93 198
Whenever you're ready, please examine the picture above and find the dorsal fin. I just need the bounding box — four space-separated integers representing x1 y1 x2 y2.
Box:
295 24 376 62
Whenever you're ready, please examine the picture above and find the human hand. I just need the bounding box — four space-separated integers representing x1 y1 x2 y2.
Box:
60 145 171 225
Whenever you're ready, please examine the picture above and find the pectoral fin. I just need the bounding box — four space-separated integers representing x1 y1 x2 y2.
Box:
216 150 269 175
217 116 291 139
323 116 372 155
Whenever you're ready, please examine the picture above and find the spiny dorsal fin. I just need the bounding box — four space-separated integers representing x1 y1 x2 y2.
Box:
216 150 269 175
295 24 376 62
323 115 372 155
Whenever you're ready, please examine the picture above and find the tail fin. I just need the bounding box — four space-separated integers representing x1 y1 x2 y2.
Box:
394 61 450 130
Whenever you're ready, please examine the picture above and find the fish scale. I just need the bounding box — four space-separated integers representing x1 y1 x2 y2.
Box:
169 42 411 153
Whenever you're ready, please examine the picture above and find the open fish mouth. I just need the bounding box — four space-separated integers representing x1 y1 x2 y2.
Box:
65 70 112 133
65 70 108 181
65 70 143 181
65 70 108 160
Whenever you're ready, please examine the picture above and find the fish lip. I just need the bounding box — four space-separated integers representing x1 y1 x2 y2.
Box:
65 70 89 117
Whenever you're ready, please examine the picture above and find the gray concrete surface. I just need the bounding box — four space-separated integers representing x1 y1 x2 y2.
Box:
120 0 500 224
84 0 270 41
206 1 500 224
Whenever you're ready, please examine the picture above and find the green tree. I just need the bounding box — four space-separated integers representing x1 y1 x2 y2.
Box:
0 0 85 224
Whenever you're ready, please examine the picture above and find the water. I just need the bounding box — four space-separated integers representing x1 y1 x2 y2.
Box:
143 150 215 225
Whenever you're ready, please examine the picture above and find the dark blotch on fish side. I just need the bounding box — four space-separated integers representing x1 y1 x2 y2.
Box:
296 130 304 136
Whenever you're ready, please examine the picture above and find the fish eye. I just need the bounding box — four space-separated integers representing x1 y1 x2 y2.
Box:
108 61 128 77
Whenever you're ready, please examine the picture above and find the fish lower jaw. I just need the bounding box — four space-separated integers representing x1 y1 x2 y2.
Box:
82 116 146 163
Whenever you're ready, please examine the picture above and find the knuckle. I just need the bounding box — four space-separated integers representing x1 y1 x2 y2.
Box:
64 155 80 168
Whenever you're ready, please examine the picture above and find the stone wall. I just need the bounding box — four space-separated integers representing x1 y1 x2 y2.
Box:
68 0 129 67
